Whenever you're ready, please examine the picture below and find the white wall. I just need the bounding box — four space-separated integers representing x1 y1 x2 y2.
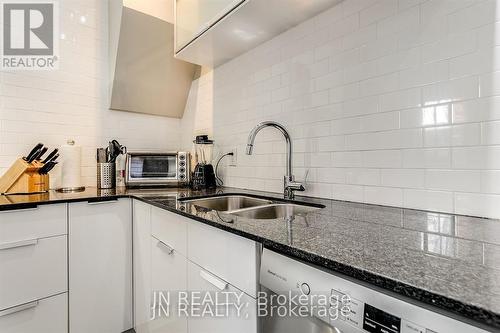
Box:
0 0 181 186
182 0 500 218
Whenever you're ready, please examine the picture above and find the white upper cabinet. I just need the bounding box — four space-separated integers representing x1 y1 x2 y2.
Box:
174 0 341 67
175 0 242 51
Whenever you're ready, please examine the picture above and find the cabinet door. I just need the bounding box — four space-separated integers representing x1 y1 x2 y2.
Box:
150 236 188 333
187 261 257 333
134 200 152 333
175 0 242 51
69 198 133 333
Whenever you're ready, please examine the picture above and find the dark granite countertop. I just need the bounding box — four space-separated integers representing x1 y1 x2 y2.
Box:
1 187 499 331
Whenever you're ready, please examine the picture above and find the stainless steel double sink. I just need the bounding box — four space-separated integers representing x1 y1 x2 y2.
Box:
181 195 323 219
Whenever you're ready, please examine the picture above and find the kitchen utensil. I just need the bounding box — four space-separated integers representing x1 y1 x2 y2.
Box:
97 148 107 163
107 140 126 163
27 147 44 163
36 147 48 161
24 143 44 162
42 148 59 164
39 161 58 174
97 162 116 189
48 153 59 163
30 147 46 162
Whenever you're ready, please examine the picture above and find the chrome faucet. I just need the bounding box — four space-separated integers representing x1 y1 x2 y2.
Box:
246 121 305 199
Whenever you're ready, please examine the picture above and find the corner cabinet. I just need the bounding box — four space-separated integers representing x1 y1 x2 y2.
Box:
174 0 339 67
132 200 259 333
69 198 133 333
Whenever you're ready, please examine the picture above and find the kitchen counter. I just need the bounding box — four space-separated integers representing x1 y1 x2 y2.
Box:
1 187 499 331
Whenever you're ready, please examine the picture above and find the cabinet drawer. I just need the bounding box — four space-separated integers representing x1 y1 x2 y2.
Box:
187 221 258 297
0 293 67 333
187 261 257 333
152 207 187 257
0 204 67 244
0 235 67 310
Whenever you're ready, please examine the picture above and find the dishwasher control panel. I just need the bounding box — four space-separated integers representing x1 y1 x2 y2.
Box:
260 249 488 333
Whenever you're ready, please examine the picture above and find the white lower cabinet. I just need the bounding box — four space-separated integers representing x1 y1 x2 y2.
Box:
69 198 133 333
187 261 257 333
0 204 68 333
132 200 258 333
0 293 67 333
150 235 188 333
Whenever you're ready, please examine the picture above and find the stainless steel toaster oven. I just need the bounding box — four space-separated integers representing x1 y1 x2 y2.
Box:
125 152 190 187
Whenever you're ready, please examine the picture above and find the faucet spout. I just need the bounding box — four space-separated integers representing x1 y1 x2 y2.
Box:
246 121 304 199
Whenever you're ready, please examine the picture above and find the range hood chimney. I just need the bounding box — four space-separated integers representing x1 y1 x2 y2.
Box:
109 0 197 118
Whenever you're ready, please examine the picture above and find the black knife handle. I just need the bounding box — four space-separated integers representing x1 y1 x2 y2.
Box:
42 148 59 164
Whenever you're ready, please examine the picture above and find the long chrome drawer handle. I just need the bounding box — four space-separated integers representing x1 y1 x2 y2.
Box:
0 301 39 317
157 240 174 255
199 270 228 291
0 238 38 251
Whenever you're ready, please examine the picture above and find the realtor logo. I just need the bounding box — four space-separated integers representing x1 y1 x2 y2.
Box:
1 1 59 70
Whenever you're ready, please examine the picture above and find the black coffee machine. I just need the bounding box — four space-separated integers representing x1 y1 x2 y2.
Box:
192 135 216 190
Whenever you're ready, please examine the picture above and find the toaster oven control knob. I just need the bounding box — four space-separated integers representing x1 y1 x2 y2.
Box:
179 155 186 160
179 161 186 167
300 282 311 295
180 174 186 180
179 167 185 173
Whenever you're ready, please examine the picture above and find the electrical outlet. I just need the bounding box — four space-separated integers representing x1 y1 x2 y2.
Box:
229 149 237 166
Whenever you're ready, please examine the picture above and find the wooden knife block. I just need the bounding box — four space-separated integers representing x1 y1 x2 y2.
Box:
0 159 50 194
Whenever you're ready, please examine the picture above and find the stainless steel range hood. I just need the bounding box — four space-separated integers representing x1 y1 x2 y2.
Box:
109 0 197 118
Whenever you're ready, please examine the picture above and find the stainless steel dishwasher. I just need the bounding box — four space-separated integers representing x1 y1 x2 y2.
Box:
260 249 490 333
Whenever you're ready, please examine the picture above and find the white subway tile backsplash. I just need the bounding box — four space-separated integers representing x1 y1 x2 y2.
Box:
364 186 403 206
404 189 454 212
332 111 399 134
398 61 449 89
377 5 420 38
359 0 397 27
447 0 500 34
424 124 481 147
422 76 480 106
480 170 500 194
452 96 500 123
178 0 500 218
480 71 500 97
316 167 346 183
452 146 500 169
482 121 500 144
333 151 363 167
360 73 399 96
455 192 500 219
421 31 477 64
346 128 422 151
343 96 379 117
332 183 364 201
425 170 481 192
402 148 451 169
381 169 425 188
380 87 421 111
346 168 381 185
363 150 402 168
